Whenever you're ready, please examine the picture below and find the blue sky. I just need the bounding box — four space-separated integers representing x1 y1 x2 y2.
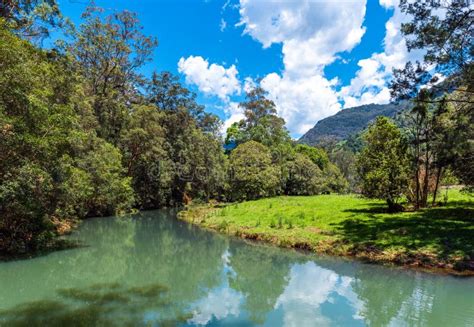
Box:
58 0 417 138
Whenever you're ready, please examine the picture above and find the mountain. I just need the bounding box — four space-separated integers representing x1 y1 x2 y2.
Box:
298 102 408 146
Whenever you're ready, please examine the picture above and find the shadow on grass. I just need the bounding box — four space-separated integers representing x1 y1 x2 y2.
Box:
336 205 474 261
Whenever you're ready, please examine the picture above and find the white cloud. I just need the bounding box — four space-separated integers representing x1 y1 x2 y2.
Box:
177 56 241 102
274 262 364 327
220 18 227 32
239 0 366 77
379 0 395 9
179 0 424 137
189 286 242 325
238 0 367 136
339 0 425 108
243 77 256 93
221 101 244 133
261 73 341 135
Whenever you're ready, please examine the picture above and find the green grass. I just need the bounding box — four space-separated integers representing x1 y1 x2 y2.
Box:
180 189 474 274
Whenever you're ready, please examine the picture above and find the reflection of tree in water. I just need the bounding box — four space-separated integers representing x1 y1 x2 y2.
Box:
228 242 295 324
0 282 192 326
0 216 139 306
391 275 474 327
0 210 229 324
351 266 416 327
128 210 228 303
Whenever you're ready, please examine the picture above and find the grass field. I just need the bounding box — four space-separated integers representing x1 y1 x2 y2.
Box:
179 189 474 274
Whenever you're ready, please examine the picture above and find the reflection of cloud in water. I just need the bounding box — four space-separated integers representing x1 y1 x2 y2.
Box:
188 249 243 325
274 262 364 327
189 286 243 325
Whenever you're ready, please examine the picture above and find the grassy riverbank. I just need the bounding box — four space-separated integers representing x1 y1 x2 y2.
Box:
179 189 474 275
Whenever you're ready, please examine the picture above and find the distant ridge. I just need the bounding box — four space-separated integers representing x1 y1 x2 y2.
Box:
298 102 408 146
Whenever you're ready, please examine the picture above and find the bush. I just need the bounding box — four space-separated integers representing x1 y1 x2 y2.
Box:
228 141 281 201
284 153 324 195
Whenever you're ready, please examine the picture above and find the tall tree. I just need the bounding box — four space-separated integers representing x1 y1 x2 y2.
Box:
0 25 134 254
357 117 410 212
390 0 473 100
225 86 291 149
390 0 474 193
65 7 157 144
147 71 222 136
0 0 65 39
146 71 226 205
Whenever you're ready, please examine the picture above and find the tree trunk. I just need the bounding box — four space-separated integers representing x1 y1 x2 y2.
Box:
432 166 442 206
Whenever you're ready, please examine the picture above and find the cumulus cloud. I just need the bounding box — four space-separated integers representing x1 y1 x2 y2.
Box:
238 0 367 136
178 0 422 137
239 0 366 77
221 101 245 133
178 56 241 102
338 0 425 108
261 73 341 135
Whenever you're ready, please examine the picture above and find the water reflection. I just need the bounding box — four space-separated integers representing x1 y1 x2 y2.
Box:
0 210 473 327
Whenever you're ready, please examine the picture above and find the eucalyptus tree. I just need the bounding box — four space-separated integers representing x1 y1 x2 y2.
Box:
0 0 65 39
65 7 158 144
390 0 473 100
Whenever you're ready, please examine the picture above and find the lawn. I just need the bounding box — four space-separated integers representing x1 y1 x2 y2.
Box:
179 189 474 274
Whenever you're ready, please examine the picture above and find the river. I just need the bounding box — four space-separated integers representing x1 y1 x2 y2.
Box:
0 210 472 326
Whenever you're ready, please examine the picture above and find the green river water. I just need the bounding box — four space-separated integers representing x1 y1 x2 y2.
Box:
0 210 473 326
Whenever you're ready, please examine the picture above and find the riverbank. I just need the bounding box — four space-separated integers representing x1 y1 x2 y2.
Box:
179 190 474 275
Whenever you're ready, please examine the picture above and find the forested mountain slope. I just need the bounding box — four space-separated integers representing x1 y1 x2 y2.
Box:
299 102 408 146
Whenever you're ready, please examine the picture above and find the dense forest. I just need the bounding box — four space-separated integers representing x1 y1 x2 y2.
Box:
0 2 347 255
0 0 472 256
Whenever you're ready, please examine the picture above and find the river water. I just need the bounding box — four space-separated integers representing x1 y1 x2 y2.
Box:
0 210 472 326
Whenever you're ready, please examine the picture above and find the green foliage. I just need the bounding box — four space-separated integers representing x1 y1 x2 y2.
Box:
64 7 158 144
357 117 410 211
0 25 134 254
119 105 172 209
225 86 291 149
0 163 55 253
0 0 66 39
391 0 473 99
284 153 324 195
294 144 329 169
229 141 281 201
329 145 359 191
321 163 349 194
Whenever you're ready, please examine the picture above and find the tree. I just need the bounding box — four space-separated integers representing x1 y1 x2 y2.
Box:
0 25 134 254
0 0 65 39
64 7 158 144
146 72 226 205
329 144 359 192
228 141 281 201
390 0 473 101
147 71 222 136
321 162 349 194
284 153 324 195
119 105 173 209
294 144 329 170
357 117 410 211
390 1 474 195
225 86 291 149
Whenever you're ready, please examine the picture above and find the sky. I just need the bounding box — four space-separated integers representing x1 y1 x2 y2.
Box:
57 0 423 138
